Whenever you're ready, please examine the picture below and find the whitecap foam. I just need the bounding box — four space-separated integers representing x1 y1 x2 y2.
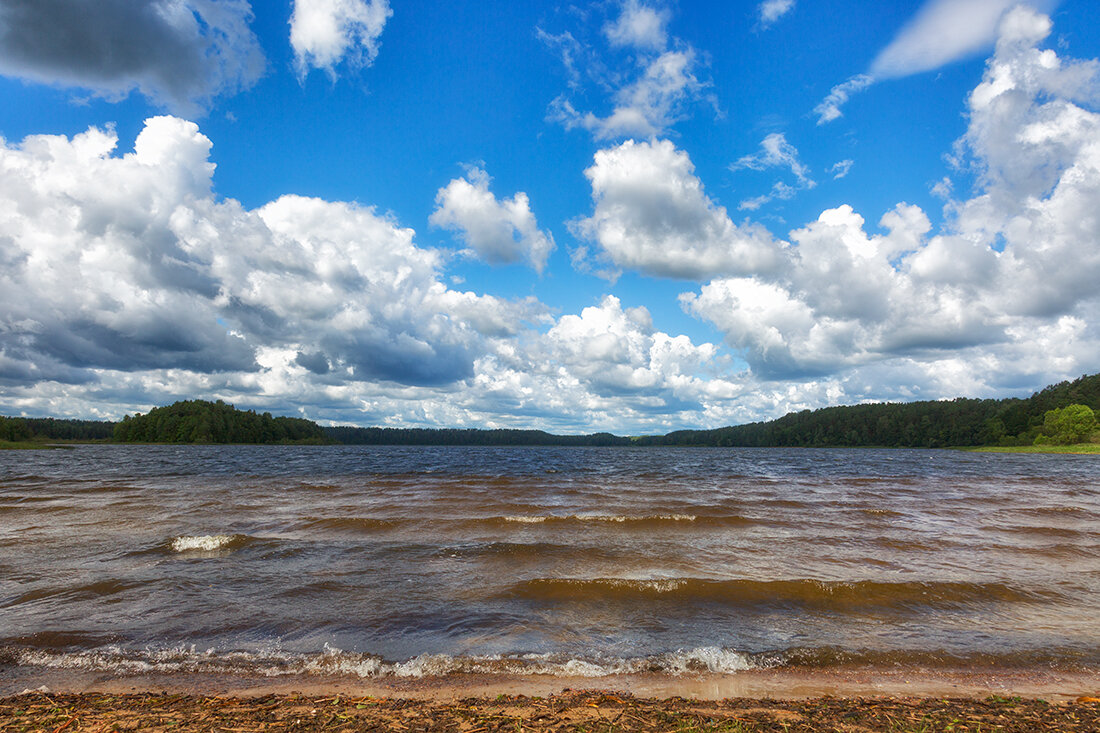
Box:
170 535 238 553
504 514 696 523
12 644 765 679
573 514 697 522
660 646 756 674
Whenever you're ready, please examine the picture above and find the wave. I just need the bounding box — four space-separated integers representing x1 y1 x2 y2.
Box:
169 534 254 553
2 644 765 678
287 513 760 534
494 514 759 528
295 517 404 533
498 577 1055 610
433 541 618 560
5 579 145 608
9 643 1097 680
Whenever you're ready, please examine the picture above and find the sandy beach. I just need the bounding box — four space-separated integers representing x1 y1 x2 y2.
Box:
4 665 1100 731
2 686 1099 732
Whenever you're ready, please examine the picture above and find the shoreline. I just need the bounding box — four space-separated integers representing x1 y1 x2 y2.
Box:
4 664 1098 701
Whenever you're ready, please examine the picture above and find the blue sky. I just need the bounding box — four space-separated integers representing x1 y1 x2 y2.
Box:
1 0 1099 432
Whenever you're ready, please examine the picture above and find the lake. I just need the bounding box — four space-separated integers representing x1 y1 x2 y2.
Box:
1 445 1098 682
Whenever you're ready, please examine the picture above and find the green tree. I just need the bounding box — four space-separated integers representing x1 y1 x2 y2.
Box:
1038 404 1097 445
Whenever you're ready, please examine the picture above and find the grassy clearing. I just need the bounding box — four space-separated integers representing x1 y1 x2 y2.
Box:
964 443 1100 454
0 440 51 450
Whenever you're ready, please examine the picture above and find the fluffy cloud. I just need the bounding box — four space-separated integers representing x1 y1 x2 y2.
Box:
603 0 669 51
289 0 392 78
0 0 264 114
430 167 555 273
573 139 784 279
461 295 743 429
757 0 795 28
685 7 1100 392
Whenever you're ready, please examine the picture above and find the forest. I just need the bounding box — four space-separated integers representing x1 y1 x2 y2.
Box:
2 372 1098 447
112 400 328 444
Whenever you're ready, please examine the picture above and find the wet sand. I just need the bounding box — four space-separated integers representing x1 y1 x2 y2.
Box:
3 664 1098 700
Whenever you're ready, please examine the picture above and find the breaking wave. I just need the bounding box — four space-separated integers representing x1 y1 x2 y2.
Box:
169 534 253 553
10 643 1097 680
7 643 764 678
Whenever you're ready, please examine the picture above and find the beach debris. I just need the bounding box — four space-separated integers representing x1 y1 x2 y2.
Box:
0 690 1098 732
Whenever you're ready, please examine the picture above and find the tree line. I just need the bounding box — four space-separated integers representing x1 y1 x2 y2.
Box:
0 415 114 442
633 373 1100 448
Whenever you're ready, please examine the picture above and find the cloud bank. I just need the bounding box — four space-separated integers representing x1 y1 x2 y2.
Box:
0 117 733 430
0 0 265 114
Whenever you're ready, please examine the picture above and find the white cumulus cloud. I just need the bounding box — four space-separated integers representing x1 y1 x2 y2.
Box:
757 0 795 28
604 0 669 51
0 116 529 393
574 139 784 279
289 0 392 78
430 167 555 273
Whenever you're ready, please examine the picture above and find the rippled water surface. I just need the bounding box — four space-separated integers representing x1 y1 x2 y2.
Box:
1 445 1098 677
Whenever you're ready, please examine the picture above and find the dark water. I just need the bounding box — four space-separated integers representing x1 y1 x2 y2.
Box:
1 445 1098 679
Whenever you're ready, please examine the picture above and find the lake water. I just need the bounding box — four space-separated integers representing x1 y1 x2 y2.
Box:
1 445 1098 681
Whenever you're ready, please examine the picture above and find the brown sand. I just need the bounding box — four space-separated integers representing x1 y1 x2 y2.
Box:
3 689 1100 732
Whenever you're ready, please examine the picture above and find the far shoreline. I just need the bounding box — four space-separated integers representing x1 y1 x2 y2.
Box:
960 444 1100 454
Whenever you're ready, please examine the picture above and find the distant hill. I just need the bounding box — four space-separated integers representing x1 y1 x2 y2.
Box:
3 372 1099 447
112 400 328 444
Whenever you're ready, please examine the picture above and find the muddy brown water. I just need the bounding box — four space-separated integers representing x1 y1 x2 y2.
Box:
1 445 1098 684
